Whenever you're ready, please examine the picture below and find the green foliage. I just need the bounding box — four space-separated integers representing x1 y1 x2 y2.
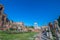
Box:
25 26 34 29
0 30 37 40
28 26 34 28
9 28 14 30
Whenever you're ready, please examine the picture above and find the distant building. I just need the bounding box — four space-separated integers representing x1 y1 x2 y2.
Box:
13 22 28 32
34 22 40 29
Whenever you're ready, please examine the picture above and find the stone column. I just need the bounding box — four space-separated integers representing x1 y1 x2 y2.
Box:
4 17 6 24
54 20 60 40
0 4 4 13
48 22 53 40
0 4 4 27
0 15 2 27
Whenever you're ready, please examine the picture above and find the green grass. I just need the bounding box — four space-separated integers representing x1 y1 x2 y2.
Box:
0 31 37 40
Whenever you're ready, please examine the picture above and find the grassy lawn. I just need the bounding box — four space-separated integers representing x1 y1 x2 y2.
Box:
0 31 37 40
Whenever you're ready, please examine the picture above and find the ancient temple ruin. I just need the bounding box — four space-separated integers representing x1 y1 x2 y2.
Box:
0 4 10 30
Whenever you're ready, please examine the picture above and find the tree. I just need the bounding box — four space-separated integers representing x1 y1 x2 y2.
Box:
30 26 34 28
25 26 34 28
57 16 60 27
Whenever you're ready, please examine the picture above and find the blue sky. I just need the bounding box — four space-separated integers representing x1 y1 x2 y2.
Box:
0 0 60 26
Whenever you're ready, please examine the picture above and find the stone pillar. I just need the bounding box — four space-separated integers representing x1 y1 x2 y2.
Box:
0 21 2 27
0 4 4 13
0 4 4 27
0 15 2 27
54 20 60 40
4 17 6 24
48 22 53 40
